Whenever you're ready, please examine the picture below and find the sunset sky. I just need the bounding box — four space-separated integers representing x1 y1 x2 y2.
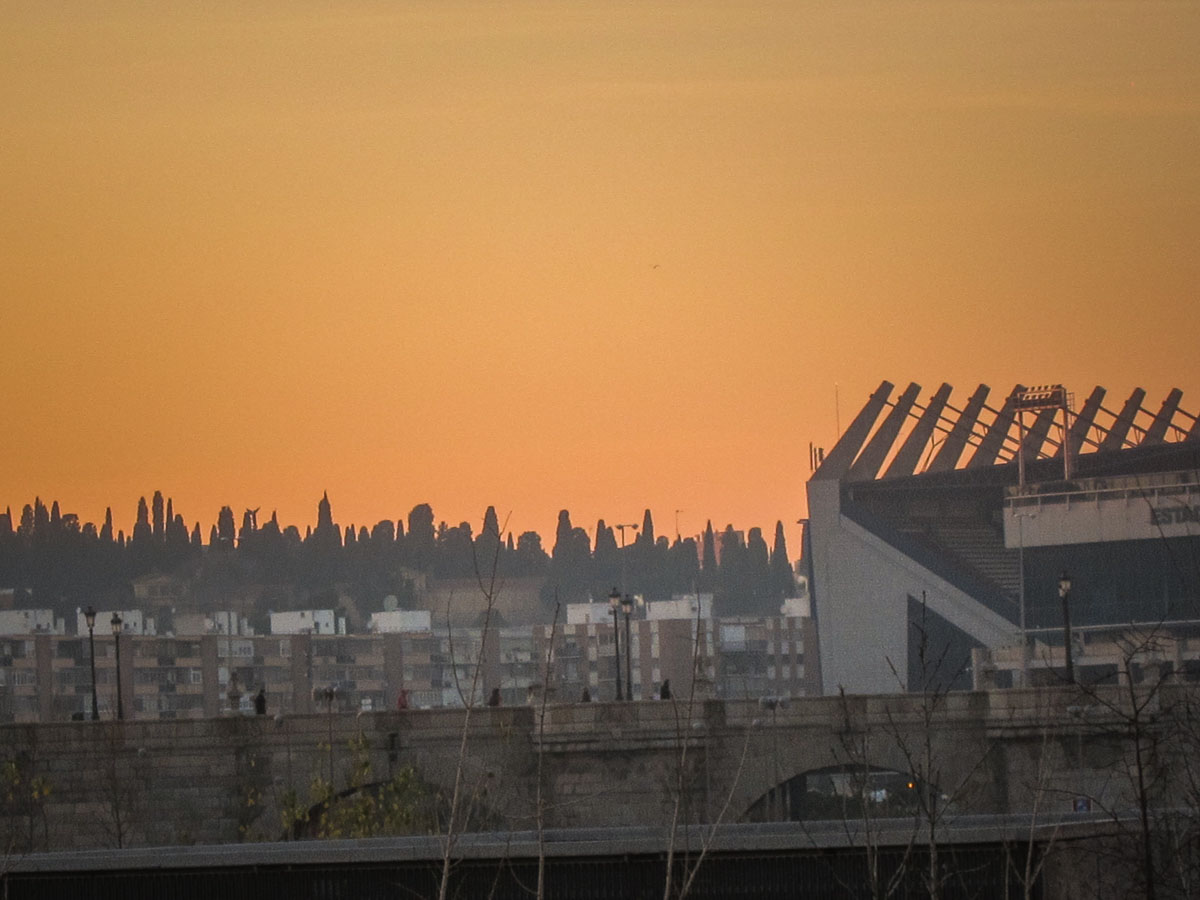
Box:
3 2 1198 551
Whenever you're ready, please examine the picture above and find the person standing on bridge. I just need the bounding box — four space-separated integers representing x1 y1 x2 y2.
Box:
254 687 266 716
659 679 671 700
487 687 502 706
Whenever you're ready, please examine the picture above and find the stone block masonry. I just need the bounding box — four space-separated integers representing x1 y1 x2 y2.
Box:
0 686 1177 851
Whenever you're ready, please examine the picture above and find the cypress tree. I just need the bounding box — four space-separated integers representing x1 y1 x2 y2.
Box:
552 510 573 562
310 493 341 551
638 509 655 547
371 520 395 544
240 510 254 547
475 506 503 573
132 497 152 545
770 521 795 599
166 514 189 552
217 506 236 548
700 520 717 590
746 526 771 612
482 506 500 540
406 504 434 571
593 519 619 595
317 492 334 532
718 525 748 614
152 491 165 542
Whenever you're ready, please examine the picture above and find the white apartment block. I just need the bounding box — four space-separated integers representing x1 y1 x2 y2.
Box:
368 609 432 633
0 609 61 635
270 610 339 635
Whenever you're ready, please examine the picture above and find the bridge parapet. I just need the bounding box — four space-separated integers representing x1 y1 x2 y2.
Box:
1 684 1190 851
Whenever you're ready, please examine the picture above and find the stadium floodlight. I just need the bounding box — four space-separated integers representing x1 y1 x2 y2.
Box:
1013 384 1073 485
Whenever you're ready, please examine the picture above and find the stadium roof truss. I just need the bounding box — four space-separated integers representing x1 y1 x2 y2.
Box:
814 382 1199 484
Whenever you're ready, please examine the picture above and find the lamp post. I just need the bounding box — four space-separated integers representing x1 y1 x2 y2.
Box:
1059 573 1075 684
84 606 99 721
1015 510 1036 687
320 686 338 784
111 612 124 720
761 696 781 820
621 593 634 701
608 588 623 701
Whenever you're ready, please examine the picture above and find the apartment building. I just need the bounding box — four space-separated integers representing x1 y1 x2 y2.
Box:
0 602 817 723
532 595 815 704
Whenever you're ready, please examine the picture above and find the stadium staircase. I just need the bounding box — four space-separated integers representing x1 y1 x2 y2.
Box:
896 519 1021 600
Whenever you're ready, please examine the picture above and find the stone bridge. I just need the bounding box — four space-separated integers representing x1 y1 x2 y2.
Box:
0 685 1178 851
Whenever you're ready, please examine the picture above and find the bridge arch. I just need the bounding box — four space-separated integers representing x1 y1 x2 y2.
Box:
741 764 933 822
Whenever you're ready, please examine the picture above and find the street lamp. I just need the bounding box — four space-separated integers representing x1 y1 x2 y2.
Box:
1015 510 1036 687
621 593 634 701
608 588 623 701
319 685 338 784
760 696 784 820
84 606 99 721
1059 573 1075 684
111 612 124 720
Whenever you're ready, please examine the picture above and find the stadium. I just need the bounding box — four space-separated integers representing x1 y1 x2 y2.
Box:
804 381 1200 695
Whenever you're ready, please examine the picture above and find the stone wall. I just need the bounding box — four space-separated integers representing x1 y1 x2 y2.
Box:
0 686 1179 852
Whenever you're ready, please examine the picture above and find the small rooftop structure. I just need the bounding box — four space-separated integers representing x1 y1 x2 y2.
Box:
368 609 432 633
645 594 712 621
270 609 340 635
0 609 62 636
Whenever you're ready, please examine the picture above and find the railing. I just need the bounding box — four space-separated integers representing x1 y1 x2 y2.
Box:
1007 470 1199 510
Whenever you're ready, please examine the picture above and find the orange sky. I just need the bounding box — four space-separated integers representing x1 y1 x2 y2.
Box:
3 2 1198 552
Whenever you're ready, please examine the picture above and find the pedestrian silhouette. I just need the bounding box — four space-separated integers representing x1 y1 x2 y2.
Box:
487 687 502 707
659 679 671 700
254 687 267 715
580 686 591 703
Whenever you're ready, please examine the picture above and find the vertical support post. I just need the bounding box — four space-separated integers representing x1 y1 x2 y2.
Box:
85 607 99 721
623 599 633 701
612 604 623 701
111 612 124 721
1059 574 1075 684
